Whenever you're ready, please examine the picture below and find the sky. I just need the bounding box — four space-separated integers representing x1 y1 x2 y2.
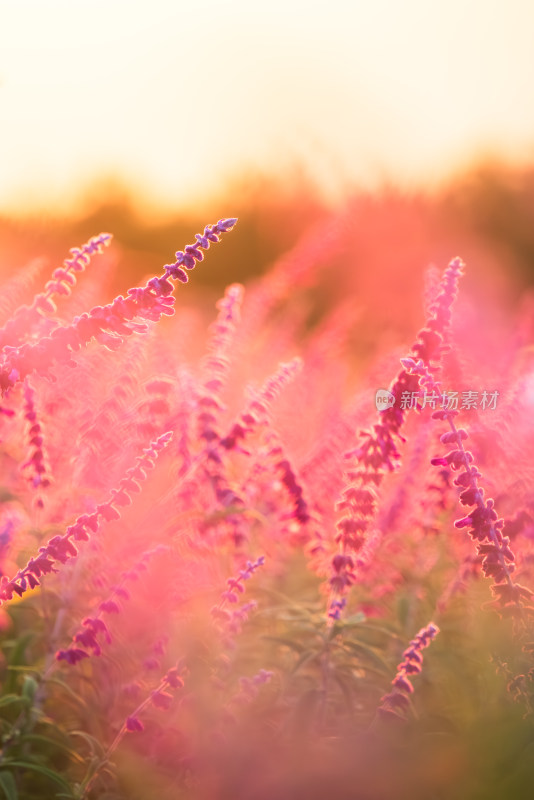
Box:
1 0 534 215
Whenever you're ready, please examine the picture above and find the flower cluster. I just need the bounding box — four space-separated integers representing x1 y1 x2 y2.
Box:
220 358 302 451
328 257 466 620
21 379 51 502
233 668 273 705
402 356 533 621
124 666 185 733
211 555 265 645
246 426 313 548
276 453 311 526
0 431 172 603
0 220 237 394
2 205 534 800
0 233 112 349
56 545 168 665
378 622 439 719
197 282 244 448
85 660 187 792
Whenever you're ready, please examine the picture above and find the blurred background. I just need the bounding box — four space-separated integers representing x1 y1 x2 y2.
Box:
1 0 534 309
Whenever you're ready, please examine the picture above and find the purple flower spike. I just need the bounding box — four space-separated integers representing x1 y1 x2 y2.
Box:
56 545 167 666
378 622 439 720
329 257 465 623
108 664 186 759
404 352 523 617
212 555 265 644
0 233 112 351
1 434 172 606
0 221 236 392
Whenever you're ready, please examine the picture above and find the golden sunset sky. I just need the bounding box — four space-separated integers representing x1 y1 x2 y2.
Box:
1 0 534 214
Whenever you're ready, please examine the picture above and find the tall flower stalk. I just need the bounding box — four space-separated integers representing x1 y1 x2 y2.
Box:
377 622 440 721
0 219 237 393
0 233 112 349
0 432 173 604
402 355 533 623
79 665 185 799
21 379 51 505
56 545 168 666
328 257 466 620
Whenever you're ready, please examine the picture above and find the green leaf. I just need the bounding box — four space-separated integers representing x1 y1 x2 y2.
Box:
255 589 317 618
0 695 27 709
261 635 306 653
339 612 367 626
340 640 391 673
397 595 411 628
0 771 17 800
21 676 38 705
1 762 73 796
44 678 89 712
18 734 85 765
5 666 41 673
352 622 403 641
290 649 321 675
5 635 34 694
70 730 107 759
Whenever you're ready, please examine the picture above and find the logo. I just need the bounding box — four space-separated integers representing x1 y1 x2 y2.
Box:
375 389 395 411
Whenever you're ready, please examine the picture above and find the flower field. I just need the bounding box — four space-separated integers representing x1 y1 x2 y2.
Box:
0 200 532 799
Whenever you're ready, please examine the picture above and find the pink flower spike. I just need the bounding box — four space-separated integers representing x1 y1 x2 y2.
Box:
377 622 439 719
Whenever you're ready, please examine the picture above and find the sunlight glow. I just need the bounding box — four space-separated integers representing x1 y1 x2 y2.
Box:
1 0 534 213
